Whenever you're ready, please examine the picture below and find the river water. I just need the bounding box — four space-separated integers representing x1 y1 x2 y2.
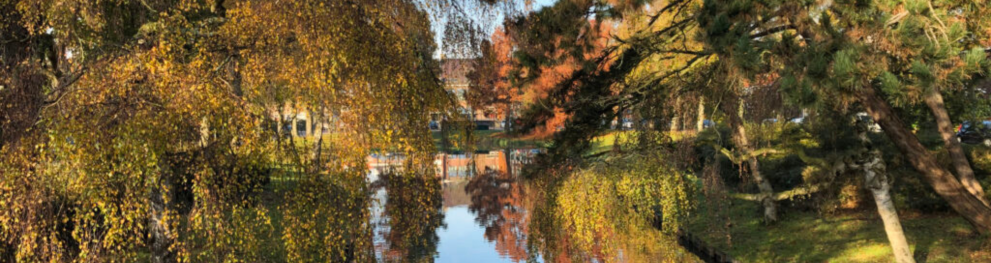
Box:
366 149 701 262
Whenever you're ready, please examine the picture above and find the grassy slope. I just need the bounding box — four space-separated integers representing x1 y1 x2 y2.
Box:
672 127 991 262
588 130 698 155
687 200 991 262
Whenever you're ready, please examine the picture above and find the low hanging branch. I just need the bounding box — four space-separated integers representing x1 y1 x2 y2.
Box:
716 146 783 165
717 144 850 202
729 184 825 201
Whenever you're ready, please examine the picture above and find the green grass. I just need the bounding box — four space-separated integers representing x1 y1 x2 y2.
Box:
687 201 991 262
587 130 696 156
589 131 624 155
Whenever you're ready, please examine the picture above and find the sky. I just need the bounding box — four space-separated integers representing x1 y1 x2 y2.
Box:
430 0 558 59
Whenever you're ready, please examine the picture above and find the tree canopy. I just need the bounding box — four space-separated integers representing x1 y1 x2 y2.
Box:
480 0 991 235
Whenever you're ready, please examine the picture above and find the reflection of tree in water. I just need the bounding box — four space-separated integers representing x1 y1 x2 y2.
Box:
526 175 592 263
462 149 697 262
523 161 699 262
465 170 531 262
281 173 375 262
375 171 445 262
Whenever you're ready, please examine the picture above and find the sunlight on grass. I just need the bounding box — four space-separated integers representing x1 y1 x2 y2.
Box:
689 201 990 262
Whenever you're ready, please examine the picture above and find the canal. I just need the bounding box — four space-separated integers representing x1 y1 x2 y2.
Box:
367 149 701 262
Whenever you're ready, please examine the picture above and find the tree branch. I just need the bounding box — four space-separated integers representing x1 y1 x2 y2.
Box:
730 184 824 201
750 24 797 39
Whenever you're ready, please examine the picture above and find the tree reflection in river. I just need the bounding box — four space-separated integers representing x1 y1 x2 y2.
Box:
466 166 700 262
375 171 445 262
526 174 698 262
462 150 701 262
466 170 532 262
368 149 698 262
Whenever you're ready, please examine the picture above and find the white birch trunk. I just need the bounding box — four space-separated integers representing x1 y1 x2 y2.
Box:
857 120 915 263
862 149 915 263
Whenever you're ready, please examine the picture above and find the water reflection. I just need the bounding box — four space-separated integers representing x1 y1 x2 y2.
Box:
434 149 540 180
465 171 531 262
368 149 698 262
371 170 444 262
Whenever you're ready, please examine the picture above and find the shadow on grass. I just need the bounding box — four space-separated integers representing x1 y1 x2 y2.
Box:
914 234 932 263
688 200 988 262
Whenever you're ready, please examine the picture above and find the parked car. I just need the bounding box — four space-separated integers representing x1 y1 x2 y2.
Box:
621 119 633 130
956 120 991 146
701 119 715 129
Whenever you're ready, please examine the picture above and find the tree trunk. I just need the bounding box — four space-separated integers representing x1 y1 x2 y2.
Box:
612 133 621 154
723 98 777 223
275 105 286 148
670 98 681 133
862 149 914 263
149 155 183 263
697 97 706 131
199 117 210 147
859 88 991 233
743 140 777 223
504 101 512 133
290 109 298 139
275 110 282 137
856 121 914 263
148 182 176 263
923 89 987 205
504 147 513 177
312 107 325 172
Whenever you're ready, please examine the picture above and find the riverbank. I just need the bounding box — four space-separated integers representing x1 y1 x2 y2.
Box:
432 130 551 152
686 200 991 262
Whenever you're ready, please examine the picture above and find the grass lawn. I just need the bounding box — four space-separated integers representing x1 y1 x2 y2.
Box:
687 200 991 262
588 130 698 156
589 131 623 155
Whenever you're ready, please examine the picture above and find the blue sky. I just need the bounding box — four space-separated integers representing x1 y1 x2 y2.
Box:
430 0 558 58
531 0 558 10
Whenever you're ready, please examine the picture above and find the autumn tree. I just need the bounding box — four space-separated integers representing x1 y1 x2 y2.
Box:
468 28 518 131
0 0 461 261
509 12 618 140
